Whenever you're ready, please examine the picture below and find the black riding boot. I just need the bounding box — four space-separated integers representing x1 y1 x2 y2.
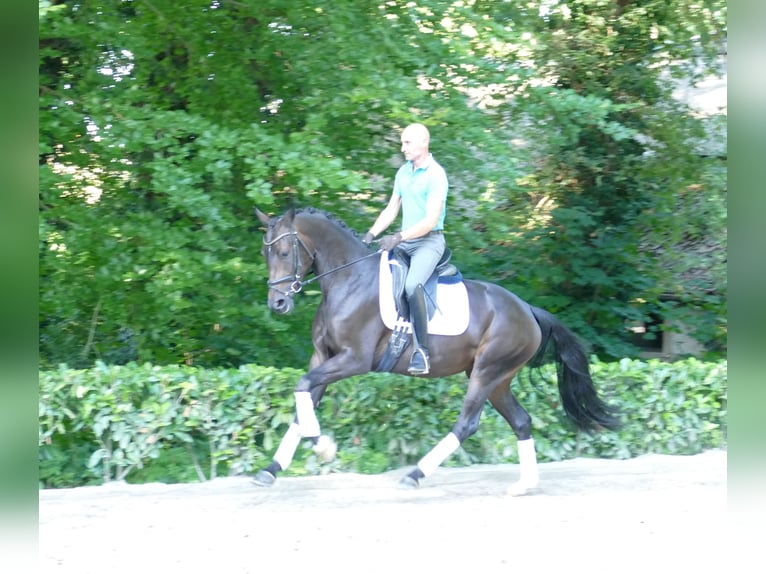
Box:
407 284 430 375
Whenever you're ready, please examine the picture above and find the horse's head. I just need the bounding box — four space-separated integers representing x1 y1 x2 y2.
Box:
256 208 315 314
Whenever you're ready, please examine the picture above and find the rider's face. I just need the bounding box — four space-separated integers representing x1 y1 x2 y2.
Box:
400 129 429 165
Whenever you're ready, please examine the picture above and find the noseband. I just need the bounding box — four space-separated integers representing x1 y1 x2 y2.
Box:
263 229 315 296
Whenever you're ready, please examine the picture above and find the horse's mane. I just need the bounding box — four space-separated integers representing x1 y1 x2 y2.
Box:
284 207 363 241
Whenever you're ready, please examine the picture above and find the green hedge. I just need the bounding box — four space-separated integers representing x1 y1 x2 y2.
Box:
39 358 727 488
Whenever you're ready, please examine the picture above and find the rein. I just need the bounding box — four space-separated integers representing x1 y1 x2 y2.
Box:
304 251 380 287
263 229 379 296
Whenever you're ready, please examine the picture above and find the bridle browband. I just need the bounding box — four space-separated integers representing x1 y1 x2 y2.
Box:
263 227 379 297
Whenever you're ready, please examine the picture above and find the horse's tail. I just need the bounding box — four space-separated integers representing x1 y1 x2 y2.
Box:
529 306 620 431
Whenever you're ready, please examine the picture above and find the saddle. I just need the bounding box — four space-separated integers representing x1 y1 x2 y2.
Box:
375 248 464 373
388 247 462 320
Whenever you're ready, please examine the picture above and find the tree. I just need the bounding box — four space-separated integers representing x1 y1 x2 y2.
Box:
39 0 726 368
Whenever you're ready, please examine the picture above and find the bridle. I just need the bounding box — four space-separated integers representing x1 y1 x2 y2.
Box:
263 226 379 297
263 229 315 296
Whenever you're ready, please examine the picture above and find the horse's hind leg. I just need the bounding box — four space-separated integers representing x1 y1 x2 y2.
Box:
400 376 495 489
488 384 539 496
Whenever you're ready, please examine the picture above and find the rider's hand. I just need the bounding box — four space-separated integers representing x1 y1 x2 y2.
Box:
362 232 375 246
378 232 403 252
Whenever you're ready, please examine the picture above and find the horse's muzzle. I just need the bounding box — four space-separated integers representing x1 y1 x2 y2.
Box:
269 294 294 314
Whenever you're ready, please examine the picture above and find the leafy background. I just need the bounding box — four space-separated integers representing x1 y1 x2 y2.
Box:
39 0 726 369
39 2 727 487
39 359 726 487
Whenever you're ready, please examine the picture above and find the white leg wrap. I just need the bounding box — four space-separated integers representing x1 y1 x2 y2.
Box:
507 438 539 496
294 391 320 437
517 438 539 483
273 423 302 471
417 432 461 477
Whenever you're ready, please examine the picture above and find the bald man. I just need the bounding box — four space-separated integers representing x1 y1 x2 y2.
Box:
363 123 449 375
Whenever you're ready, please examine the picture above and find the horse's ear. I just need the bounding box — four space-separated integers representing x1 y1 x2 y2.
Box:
255 207 271 227
282 208 296 226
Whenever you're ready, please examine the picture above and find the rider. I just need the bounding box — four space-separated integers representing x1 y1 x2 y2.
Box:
362 123 449 375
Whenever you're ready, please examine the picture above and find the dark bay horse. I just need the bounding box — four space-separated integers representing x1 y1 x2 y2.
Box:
254 207 618 495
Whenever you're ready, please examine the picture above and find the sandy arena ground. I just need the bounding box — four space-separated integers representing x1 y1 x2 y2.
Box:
39 450 730 574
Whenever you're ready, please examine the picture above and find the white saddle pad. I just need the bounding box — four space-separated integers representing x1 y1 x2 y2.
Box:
378 251 470 336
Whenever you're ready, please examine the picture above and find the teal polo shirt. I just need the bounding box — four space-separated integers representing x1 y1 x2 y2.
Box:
393 154 448 231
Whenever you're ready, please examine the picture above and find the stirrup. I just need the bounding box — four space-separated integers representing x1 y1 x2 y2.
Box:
408 347 430 375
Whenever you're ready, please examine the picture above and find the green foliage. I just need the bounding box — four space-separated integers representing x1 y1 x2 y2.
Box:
596 358 728 456
445 1 727 358
39 361 302 485
39 1 726 368
39 358 726 488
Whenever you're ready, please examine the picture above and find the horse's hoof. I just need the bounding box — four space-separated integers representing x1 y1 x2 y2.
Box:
313 435 337 463
252 470 276 487
506 480 538 497
398 475 420 490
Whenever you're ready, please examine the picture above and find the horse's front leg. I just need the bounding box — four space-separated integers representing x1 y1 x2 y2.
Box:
295 380 338 462
252 382 333 487
253 349 369 487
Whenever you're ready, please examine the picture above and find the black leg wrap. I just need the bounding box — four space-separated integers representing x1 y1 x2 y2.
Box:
399 467 425 489
252 461 282 487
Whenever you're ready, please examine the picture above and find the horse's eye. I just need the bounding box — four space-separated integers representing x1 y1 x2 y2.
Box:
278 248 290 259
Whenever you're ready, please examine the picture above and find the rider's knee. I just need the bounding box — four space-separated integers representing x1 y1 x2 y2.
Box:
405 281 425 299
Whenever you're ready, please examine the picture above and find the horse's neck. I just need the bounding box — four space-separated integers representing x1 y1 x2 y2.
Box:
308 225 364 271
299 215 374 281
313 244 379 302
314 246 374 277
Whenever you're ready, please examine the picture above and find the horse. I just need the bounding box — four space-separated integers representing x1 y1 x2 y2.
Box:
253 206 619 495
